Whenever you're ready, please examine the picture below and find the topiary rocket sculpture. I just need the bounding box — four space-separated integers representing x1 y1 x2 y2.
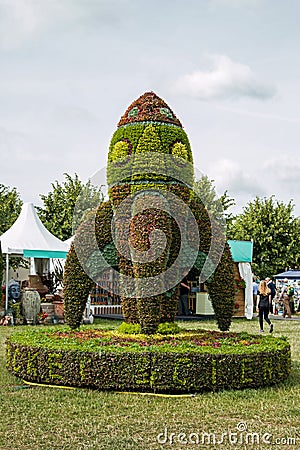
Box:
63 92 235 333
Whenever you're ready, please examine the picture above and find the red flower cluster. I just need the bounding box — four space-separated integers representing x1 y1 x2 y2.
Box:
37 312 48 322
234 278 246 291
118 92 182 127
50 329 260 349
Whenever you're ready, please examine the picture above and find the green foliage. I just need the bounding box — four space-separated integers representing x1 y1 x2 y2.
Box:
38 173 103 241
6 327 291 393
0 184 22 235
4 256 29 272
0 184 24 274
157 322 182 335
118 322 141 334
106 113 195 334
110 140 131 162
63 201 116 329
227 196 300 278
0 320 299 449
171 142 188 159
64 93 236 334
136 124 163 154
10 302 23 321
206 243 235 331
0 244 3 283
189 196 235 331
107 122 194 188
52 259 64 286
63 243 93 329
193 175 235 224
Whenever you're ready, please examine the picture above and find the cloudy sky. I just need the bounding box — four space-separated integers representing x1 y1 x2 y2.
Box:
1 0 300 216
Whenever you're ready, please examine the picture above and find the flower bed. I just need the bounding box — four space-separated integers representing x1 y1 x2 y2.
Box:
6 327 291 393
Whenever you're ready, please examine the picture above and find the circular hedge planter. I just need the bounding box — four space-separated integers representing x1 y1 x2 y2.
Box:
6 327 291 393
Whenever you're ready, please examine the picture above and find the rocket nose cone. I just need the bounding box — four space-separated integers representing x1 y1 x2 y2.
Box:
118 91 183 128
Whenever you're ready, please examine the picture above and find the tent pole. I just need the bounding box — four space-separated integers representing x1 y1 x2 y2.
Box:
5 253 9 313
30 257 35 275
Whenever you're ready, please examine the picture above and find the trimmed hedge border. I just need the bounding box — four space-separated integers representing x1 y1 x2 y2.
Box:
6 328 291 393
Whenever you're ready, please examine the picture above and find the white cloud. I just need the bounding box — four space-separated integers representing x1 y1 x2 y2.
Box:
171 54 276 101
263 156 300 209
208 158 264 195
263 156 300 183
209 0 266 8
0 0 128 49
0 124 53 163
212 104 300 124
0 0 57 49
205 157 300 215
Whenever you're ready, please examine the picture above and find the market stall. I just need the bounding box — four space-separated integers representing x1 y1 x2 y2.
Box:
227 240 253 319
274 270 300 313
0 202 68 312
187 240 254 318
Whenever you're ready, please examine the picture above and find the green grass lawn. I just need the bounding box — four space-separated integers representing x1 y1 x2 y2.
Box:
0 318 299 449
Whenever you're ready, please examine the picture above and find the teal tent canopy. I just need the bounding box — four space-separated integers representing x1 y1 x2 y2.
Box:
23 249 67 259
227 240 253 263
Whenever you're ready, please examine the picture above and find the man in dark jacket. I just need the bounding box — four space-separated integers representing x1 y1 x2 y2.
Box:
178 272 190 316
266 277 276 313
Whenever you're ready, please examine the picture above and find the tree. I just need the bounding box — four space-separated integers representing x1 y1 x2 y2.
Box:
193 175 235 224
0 185 24 275
0 184 22 235
38 173 104 241
0 242 3 282
227 196 300 278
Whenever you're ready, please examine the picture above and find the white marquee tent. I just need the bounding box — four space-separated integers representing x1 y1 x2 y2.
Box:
64 235 75 248
0 202 68 311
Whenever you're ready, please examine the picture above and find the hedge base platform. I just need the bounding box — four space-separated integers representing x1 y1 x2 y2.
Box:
6 327 291 393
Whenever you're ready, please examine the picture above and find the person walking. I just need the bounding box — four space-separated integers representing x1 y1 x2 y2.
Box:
256 280 273 333
266 277 276 313
280 282 292 318
253 278 258 313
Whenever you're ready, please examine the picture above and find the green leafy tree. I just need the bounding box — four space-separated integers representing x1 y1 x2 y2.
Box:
38 173 104 241
194 175 235 224
0 184 22 235
228 196 300 278
0 242 4 282
0 185 24 275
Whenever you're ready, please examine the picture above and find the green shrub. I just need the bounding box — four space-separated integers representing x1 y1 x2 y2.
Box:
118 322 141 334
6 327 291 393
157 322 181 335
10 302 23 320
